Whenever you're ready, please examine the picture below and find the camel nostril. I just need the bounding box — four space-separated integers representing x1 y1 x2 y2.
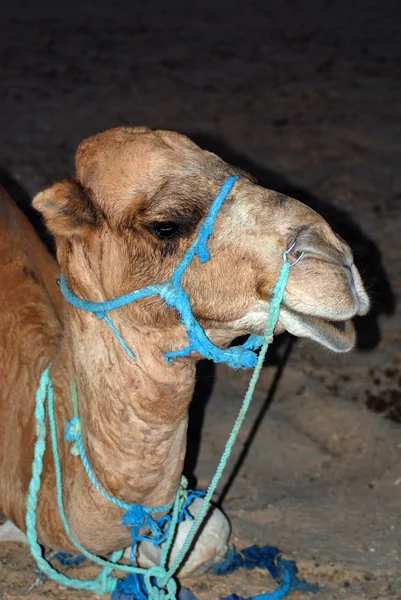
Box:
290 227 350 268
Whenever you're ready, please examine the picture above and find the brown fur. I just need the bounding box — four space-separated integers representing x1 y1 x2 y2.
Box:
0 127 369 554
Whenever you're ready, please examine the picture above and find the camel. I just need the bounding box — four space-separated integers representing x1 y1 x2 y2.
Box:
0 126 369 582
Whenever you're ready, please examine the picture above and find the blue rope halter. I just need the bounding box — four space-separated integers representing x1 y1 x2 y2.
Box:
26 175 309 600
59 175 264 370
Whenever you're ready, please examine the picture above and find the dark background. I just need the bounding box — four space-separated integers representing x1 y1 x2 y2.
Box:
0 1 400 597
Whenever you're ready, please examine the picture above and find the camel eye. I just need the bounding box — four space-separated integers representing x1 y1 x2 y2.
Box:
151 222 180 239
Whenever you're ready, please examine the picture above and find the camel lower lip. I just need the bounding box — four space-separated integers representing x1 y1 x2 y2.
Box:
279 308 356 352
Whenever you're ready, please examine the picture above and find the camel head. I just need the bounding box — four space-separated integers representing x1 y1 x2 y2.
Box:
33 126 369 356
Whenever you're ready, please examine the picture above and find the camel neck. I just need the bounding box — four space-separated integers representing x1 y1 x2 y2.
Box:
61 308 195 508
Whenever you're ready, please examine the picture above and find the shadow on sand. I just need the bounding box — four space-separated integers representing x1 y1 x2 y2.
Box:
184 133 396 490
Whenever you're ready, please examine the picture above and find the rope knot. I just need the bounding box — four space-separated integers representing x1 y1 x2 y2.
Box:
159 283 177 308
144 566 177 600
122 506 166 547
121 505 150 529
64 417 81 456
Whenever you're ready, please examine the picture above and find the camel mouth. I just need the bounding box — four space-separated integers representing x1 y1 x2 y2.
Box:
279 307 356 353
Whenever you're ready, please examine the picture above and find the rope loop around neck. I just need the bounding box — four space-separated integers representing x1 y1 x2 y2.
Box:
27 255 293 599
26 171 305 599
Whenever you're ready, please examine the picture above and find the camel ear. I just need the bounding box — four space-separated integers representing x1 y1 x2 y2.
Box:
32 180 99 238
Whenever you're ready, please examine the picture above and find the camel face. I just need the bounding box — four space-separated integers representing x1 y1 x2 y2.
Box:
33 126 369 354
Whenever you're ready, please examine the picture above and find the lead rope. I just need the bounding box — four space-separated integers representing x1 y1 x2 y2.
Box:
158 260 290 588
26 258 291 599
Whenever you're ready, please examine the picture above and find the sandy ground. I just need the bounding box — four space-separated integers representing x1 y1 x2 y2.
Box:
0 0 400 598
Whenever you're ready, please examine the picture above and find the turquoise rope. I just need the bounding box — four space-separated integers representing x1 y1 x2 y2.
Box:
65 381 173 515
159 261 290 586
25 367 125 594
71 430 173 513
26 248 293 596
26 367 188 598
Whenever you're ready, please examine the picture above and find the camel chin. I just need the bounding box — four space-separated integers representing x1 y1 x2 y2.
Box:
127 500 231 579
279 308 356 353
